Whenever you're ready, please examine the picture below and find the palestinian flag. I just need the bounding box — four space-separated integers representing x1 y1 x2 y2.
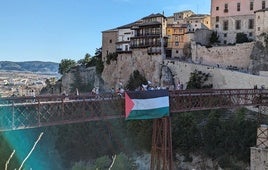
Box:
125 90 170 120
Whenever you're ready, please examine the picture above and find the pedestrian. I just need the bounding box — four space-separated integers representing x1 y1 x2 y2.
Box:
76 88 79 95
177 82 181 90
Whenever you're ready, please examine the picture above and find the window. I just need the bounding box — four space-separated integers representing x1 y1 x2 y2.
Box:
237 3 240 11
125 45 129 51
216 6 219 11
216 16 219 22
223 20 228 30
249 32 253 37
215 24 219 28
250 1 254 10
109 39 112 43
262 1 266 9
248 19 254 29
258 27 261 31
235 20 241 30
224 40 227 44
224 33 227 37
175 42 179 46
224 4 228 13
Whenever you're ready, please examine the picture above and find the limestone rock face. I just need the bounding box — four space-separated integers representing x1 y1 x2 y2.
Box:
101 49 163 89
43 66 103 94
249 41 268 75
160 65 175 89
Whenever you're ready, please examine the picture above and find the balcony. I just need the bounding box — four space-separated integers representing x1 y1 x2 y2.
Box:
147 47 162 55
116 48 132 53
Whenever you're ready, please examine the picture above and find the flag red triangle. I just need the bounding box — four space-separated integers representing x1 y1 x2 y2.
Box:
125 92 134 118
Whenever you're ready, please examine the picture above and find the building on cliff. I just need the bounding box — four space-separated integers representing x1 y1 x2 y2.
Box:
102 11 211 61
211 0 268 44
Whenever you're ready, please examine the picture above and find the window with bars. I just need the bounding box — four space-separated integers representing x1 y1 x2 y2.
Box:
248 19 254 29
224 3 228 13
250 1 254 10
236 20 241 30
223 20 228 30
216 16 219 22
237 3 241 11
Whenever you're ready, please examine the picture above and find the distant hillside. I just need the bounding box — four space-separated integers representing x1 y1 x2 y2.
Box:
0 61 59 73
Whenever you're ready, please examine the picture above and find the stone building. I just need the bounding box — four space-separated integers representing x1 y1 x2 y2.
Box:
185 14 211 31
130 13 167 56
101 29 117 62
255 8 268 37
211 0 268 44
166 23 189 58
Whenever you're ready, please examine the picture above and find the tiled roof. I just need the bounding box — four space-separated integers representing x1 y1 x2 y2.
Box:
142 13 165 19
139 21 162 27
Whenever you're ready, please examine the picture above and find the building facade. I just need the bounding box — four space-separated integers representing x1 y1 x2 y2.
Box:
102 29 118 62
130 13 167 55
211 0 268 44
255 8 268 37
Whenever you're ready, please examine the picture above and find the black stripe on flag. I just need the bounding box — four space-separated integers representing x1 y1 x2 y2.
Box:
126 89 169 99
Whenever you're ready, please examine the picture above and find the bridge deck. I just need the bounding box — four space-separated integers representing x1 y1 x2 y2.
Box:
0 89 268 131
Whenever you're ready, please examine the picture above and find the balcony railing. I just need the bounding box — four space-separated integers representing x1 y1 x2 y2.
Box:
116 48 132 53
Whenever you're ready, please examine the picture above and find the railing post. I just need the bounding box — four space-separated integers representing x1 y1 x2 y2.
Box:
38 99 41 127
12 101 15 130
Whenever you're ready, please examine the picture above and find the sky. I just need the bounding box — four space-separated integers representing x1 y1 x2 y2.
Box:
0 0 210 63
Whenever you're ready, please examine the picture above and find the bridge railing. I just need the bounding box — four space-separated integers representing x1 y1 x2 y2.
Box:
0 93 125 131
1 89 268 131
169 89 268 113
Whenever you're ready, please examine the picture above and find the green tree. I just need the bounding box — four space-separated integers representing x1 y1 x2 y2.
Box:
78 53 91 66
86 48 104 75
210 31 219 44
58 59 76 74
186 70 212 89
236 32 249 44
172 113 201 155
106 52 118 65
91 155 111 170
125 70 147 91
111 153 135 170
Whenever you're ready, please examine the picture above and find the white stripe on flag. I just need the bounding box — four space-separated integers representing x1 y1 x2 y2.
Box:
132 96 169 110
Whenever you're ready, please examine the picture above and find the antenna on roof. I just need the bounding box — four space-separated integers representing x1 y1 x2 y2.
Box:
162 10 164 16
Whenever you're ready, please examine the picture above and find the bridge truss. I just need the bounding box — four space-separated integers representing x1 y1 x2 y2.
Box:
1 89 268 170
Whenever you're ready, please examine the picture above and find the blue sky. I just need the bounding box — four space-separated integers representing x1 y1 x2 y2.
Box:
0 0 210 63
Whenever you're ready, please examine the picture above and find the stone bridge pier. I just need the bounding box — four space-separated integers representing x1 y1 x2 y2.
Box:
251 106 268 170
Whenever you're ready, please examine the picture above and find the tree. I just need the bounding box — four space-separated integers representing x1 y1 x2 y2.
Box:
210 31 219 44
186 70 212 89
58 59 76 74
77 53 91 66
236 32 249 44
125 70 147 91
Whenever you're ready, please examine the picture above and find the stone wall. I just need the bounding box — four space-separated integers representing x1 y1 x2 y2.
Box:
192 42 254 70
101 41 268 91
164 60 268 89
